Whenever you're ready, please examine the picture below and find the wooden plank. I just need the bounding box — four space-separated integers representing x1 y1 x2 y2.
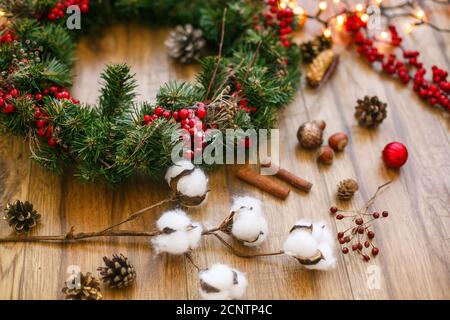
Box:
0 16 449 299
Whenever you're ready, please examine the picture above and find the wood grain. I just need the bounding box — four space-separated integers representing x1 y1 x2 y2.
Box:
0 5 449 299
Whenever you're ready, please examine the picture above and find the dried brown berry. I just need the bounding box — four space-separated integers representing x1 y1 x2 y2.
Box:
317 146 334 165
328 132 349 152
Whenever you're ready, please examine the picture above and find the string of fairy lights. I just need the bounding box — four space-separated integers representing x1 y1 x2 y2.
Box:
277 0 450 38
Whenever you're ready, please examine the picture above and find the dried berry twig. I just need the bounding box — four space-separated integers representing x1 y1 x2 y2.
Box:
330 181 392 261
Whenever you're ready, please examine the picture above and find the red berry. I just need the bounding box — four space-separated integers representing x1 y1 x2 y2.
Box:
373 212 380 219
339 238 346 244
179 108 189 119
358 226 365 234
367 231 375 239
342 247 349 254
173 111 179 120
36 119 48 129
372 247 379 256
0 98 4 106
364 241 370 248
352 244 358 251
357 243 363 250
344 236 351 243
355 218 364 225
363 255 370 262
330 207 338 214
162 111 171 119
35 93 43 101
154 106 164 116
337 232 344 239
196 106 207 119
336 214 344 220
382 211 389 217
143 115 151 123
48 138 57 147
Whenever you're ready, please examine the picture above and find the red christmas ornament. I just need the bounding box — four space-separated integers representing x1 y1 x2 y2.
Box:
382 142 408 169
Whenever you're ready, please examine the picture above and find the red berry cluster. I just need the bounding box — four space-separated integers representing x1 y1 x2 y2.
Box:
143 103 209 160
346 17 449 112
231 82 257 114
34 86 78 147
0 31 17 44
331 206 388 262
46 0 89 21
0 88 20 114
263 0 296 48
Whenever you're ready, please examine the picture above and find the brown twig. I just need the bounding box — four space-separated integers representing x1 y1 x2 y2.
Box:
208 233 284 259
361 180 392 212
205 7 227 100
99 197 176 234
0 229 161 243
185 253 202 272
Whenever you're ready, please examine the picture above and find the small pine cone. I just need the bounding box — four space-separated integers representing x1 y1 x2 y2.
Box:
165 24 206 64
306 50 336 87
98 254 136 289
354 96 388 127
3 200 41 234
337 179 359 200
62 272 103 300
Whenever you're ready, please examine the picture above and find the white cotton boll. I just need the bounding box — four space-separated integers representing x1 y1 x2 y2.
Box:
230 196 262 213
198 264 248 300
176 168 208 198
156 209 191 231
165 160 194 184
283 229 318 258
229 196 267 246
284 219 336 271
311 221 333 244
229 270 248 298
151 209 202 255
165 161 209 207
151 231 190 255
231 210 268 246
187 222 203 250
304 242 336 271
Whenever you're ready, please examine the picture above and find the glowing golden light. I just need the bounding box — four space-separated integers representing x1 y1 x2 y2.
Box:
293 6 304 16
415 9 425 19
0 10 5 17
333 0 341 3
376 0 383 4
319 1 328 11
360 14 369 22
279 2 287 9
380 31 388 39
355 3 364 12
323 28 332 38
336 14 345 26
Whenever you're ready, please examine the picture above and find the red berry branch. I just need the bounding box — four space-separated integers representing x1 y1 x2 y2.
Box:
330 181 392 262
40 0 90 21
345 15 449 112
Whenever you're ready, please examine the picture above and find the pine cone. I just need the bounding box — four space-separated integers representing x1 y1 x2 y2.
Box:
62 272 103 300
3 200 41 234
354 96 388 127
306 50 337 87
98 254 136 289
300 35 333 64
165 24 206 64
337 179 359 200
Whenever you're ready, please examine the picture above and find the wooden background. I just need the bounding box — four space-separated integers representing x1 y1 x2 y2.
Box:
0 2 449 300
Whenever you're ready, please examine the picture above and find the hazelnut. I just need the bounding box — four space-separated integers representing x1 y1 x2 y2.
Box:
328 132 349 152
297 120 326 149
317 146 334 165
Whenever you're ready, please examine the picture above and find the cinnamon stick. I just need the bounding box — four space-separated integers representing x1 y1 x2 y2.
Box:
261 160 313 193
235 166 290 200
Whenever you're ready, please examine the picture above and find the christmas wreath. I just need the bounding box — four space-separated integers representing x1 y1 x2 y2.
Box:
0 0 301 184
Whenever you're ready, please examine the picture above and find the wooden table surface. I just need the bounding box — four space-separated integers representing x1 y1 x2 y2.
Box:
0 6 449 300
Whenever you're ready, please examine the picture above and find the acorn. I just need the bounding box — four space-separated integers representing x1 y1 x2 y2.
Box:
317 146 334 165
297 120 326 149
328 132 348 152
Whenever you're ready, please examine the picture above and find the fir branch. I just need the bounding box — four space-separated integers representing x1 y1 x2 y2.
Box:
98 64 137 118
